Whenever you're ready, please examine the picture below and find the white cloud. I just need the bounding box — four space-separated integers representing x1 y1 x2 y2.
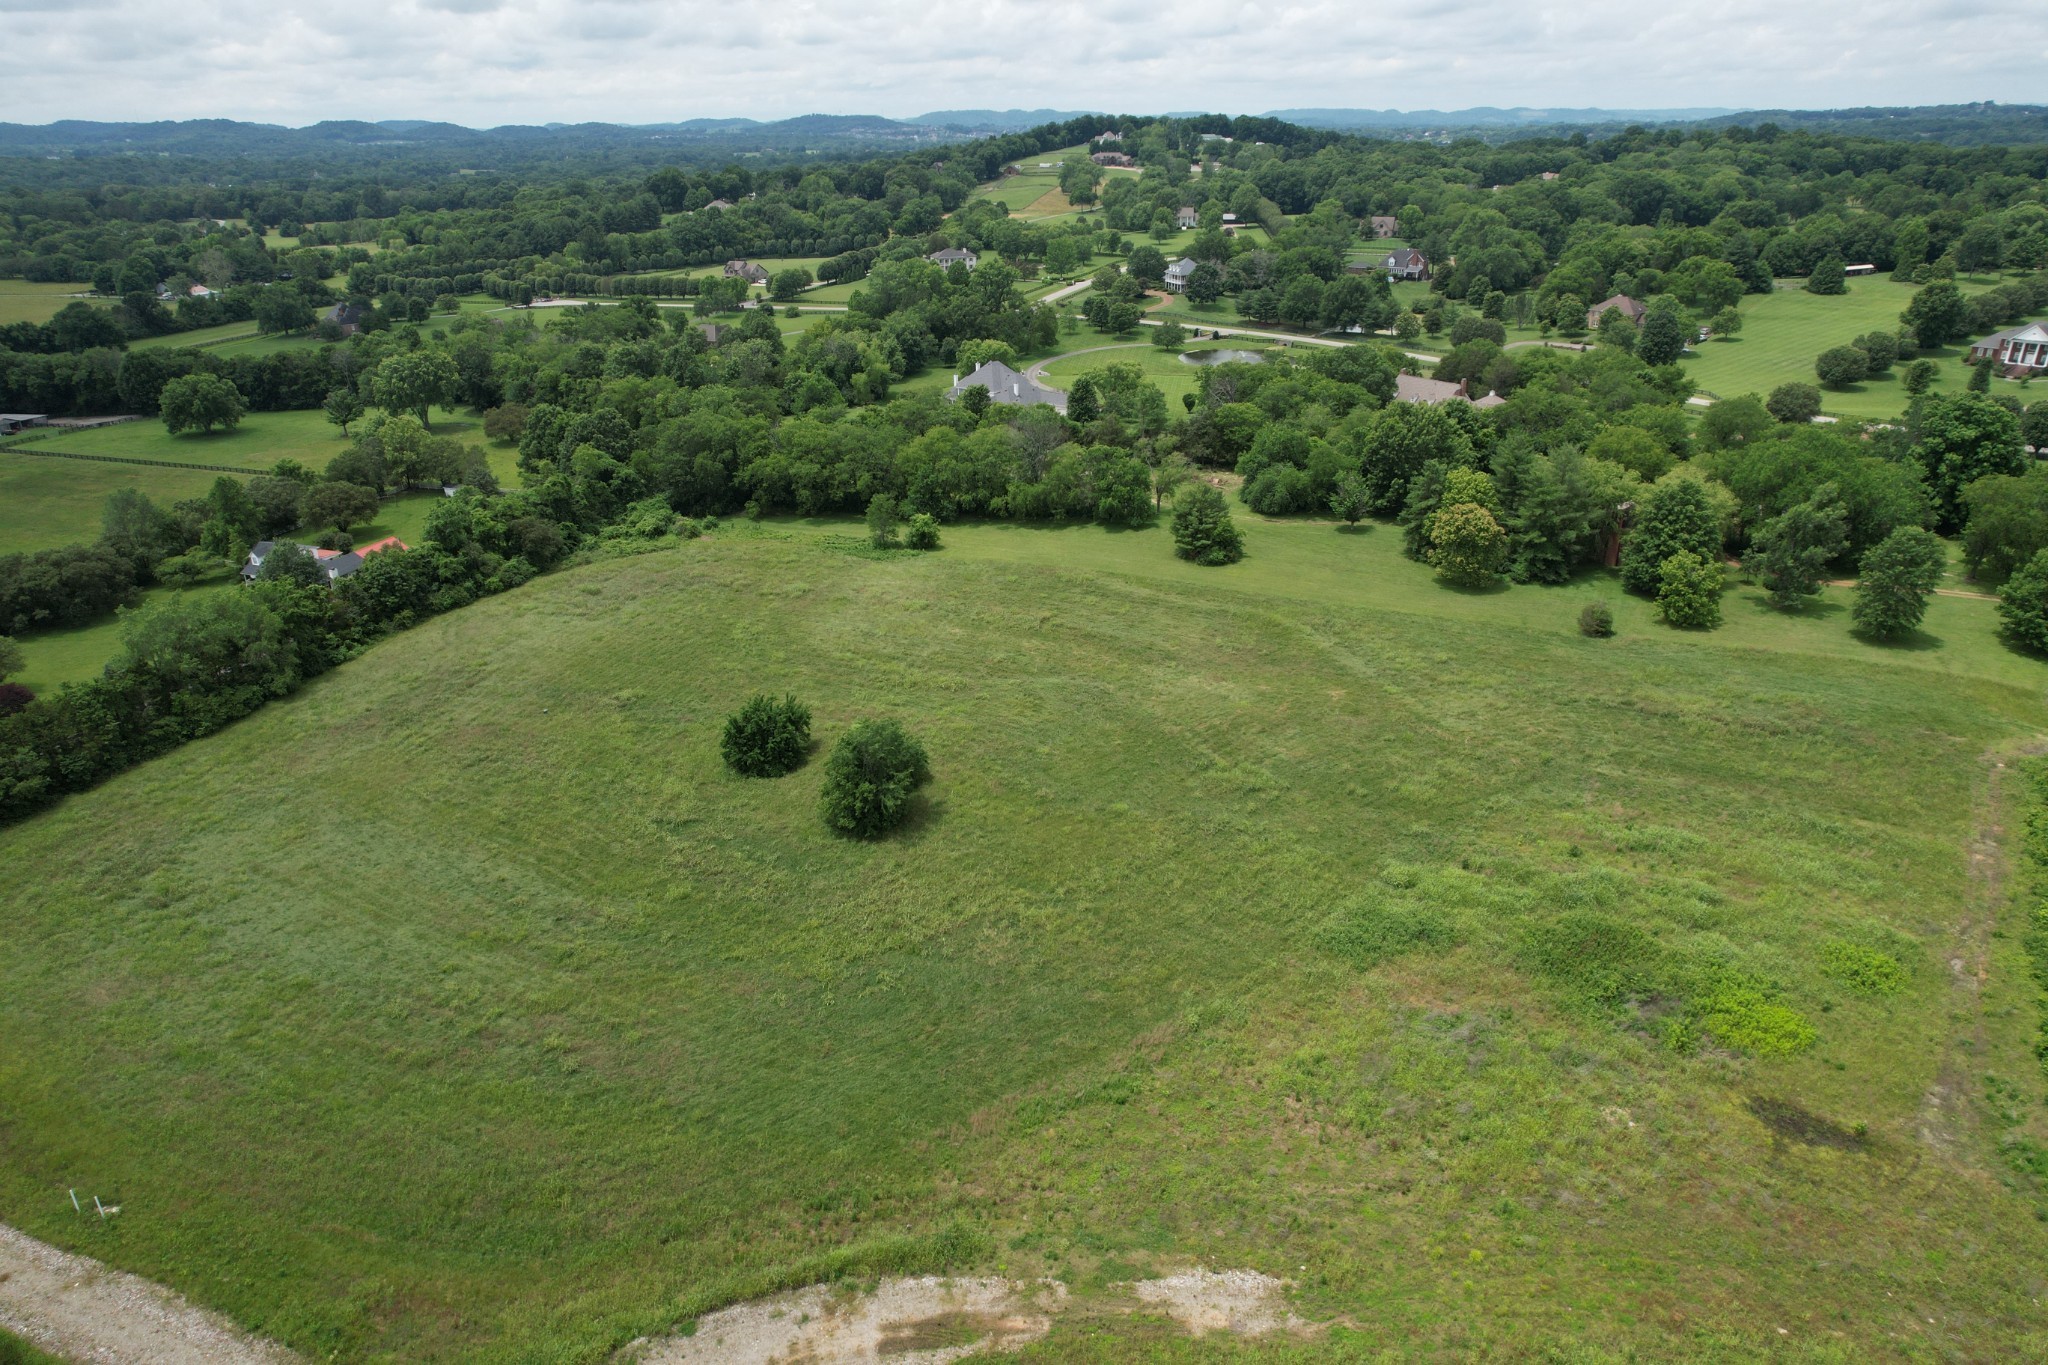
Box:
0 0 2041 126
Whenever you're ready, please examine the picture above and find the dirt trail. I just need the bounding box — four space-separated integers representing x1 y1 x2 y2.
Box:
623 1268 1306 1364
0 1223 297 1364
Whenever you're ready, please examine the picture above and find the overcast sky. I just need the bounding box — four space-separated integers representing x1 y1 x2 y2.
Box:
2 0 2044 126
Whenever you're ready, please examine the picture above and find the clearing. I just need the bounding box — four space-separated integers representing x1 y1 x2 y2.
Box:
1 514 2046 1360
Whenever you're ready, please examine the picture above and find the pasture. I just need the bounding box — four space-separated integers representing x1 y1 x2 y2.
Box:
1681 274 2002 418
2 512 2046 1361
0 281 111 327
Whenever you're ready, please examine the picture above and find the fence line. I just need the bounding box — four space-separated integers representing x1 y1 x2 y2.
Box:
0 445 251 475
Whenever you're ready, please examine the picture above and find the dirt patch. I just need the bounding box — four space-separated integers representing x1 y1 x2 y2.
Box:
1747 1096 1871 1151
627 1268 1314 1363
1127 1269 1305 1337
625 1277 1063 1365
0 1221 297 1364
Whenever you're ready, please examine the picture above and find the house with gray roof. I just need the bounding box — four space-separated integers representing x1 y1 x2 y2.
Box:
1176 206 1200 230
947 360 1066 413
1971 320 2048 372
1394 373 1470 405
927 247 980 270
1381 248 1429 281
1163 257 1200 292
724 259 769 284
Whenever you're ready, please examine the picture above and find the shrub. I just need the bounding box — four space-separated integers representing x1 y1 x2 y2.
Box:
1852 527 1947 638
1171 484 1244 565
1693 981 1817 1056
720 693 812 777
903 513 942 550
0 681 31 716
1748 483 1848 608
1814 345 1870 389
1578 601 1615 637
819 719 931 838
1656 550 1723 628
1819 940 1906 995
1242 464 1313 515
1766 382 1823 424
1997 547 2048 653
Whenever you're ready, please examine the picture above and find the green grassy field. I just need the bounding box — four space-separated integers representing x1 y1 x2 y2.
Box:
0 281 111 327
1037 337 1285 405
0 449 226 554
2 510 2046 1361
1680 275 2008 419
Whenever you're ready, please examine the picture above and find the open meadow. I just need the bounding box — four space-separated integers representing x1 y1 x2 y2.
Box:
3 512 2047 1360
1680 274 2006 418
0 282 111 328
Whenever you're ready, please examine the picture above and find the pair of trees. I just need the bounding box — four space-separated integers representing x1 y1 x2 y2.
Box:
722 694 932 838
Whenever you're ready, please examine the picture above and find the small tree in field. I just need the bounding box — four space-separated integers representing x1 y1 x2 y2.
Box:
1578 602 1615 637
819 719 931 837
1814 346 1869 389
1657 551 1723 628
1329 471 1371 528
904 513 942 550
1852 527 1947 638
867 494 901 548
323 385 364 435
1152 319 1185 349
1997 548 2048 654
721 693 812 777
1171 484 1243 565
1805 254 1848 295
1708 308 1742 340
1430 502 1506 587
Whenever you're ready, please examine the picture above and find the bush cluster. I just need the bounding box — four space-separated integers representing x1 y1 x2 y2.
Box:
720 694 812 777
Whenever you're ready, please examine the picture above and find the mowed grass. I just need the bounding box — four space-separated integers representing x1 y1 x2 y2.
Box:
0 280 110 327
1681 274 2007 419
1037 338 1285 406
2 513 2047 1361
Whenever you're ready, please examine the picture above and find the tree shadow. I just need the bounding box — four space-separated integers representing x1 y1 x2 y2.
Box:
1855 627 1944 652
1440 578 1512 596
1334 523 1371 535
1737 589 1846 619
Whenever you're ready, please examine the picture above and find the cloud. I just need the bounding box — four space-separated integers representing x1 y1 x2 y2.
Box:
0 0 2040 126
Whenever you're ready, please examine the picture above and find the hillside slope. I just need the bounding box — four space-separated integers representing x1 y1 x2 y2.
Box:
2 519 2045 1361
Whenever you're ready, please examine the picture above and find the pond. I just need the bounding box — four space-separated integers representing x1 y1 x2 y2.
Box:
1179 348 1267 366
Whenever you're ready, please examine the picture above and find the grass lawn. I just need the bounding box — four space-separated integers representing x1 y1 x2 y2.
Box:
0 281 111 327
1037 336 1284 405
2 512 2046 1360
1681 274 2008 420
0 452 224 554
24 409 348 474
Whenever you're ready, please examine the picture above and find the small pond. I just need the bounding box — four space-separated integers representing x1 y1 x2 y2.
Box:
1179 348 1267 366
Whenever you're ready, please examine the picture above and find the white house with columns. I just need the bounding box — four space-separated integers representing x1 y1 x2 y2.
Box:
1971 321 2048 373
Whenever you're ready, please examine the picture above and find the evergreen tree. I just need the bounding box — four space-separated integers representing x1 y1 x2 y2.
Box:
1805 254 1848 295
1171 484 1244 565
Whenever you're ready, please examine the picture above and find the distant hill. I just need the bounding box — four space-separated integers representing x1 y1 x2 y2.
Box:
915 109 1103 132
0 114 960 168
1694 102 2048 145
1266 106 1743 130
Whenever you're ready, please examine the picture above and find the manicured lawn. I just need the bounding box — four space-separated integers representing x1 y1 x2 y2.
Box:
1037 337 1284 405
0 451 224 554
132 320 263 351
0 280 111 327
2 512 2045 1361
1681 274 2006 419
